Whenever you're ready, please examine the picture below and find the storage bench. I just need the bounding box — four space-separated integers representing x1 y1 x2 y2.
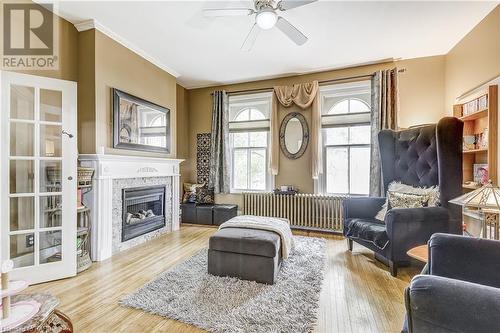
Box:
180 203 237 225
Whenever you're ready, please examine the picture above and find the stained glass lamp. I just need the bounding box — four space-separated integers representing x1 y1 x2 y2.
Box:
450 181 500 239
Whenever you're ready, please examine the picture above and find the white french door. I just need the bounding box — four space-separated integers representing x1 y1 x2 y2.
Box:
1 71 77 284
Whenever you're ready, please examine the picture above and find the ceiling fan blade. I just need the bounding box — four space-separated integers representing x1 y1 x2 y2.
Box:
241 24 261 51
277 0 318 11
203 8 254 17
275 17 308 46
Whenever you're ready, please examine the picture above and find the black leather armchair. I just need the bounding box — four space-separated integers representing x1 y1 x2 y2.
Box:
343 117 463 276
404 233 500 333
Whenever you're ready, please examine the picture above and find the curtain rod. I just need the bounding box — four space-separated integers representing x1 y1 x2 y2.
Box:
210 68 406 96
318 73 374 86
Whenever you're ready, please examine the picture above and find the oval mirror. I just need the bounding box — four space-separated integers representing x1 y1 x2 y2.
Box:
279 112 309 159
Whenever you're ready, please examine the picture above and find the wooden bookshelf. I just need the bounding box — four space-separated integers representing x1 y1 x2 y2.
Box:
463 148 488 154
454 85 498 191
459 109 488 121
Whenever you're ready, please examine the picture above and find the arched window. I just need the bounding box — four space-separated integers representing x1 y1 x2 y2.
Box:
234 107 266 121
228 94 273 192
150 114 165 127
320 82 372 195
328 98 370 115
143 114 166 147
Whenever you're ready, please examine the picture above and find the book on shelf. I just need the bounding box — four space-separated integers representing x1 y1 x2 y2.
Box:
478 94 488 110
461 93 488 116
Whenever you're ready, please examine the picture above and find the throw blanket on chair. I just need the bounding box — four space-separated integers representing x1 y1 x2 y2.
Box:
219 215 294 259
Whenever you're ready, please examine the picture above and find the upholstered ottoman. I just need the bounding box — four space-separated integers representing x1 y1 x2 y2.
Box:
213 204 238 226
208 227 282 284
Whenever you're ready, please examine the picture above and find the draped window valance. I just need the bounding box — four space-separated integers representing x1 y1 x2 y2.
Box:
270 81 322 179
273 81 319 109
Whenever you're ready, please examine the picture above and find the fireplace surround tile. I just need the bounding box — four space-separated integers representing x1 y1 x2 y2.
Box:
112 177 172 254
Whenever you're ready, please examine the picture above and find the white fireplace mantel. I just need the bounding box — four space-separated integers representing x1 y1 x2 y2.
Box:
79 154 183 261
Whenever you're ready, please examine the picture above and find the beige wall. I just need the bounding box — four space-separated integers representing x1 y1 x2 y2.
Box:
77 30 96 154
9 3 78 82
93 30 177 158
11 9 79 82
187 56 448 204
71 29 184 158
445 5 500 111
398 56 446 127
176 84 191 190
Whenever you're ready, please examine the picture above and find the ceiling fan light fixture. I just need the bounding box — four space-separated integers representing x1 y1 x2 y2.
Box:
256 9 277 30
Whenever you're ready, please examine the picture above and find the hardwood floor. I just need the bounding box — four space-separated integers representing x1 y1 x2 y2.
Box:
29 225 422 332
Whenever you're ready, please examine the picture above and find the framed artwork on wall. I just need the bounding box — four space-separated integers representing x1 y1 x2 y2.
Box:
112 88 171 153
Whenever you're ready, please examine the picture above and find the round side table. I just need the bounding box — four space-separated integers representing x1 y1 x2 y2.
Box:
407 245 429 274
407 245 428 263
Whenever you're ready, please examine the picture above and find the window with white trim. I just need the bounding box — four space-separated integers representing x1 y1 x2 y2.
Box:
318 81 371 195
228 92 273 192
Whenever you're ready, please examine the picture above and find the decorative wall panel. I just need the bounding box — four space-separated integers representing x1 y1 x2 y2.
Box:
197 133 211 184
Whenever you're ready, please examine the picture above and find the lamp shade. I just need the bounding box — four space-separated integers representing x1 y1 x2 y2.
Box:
449 182 500 210
256 9 277 30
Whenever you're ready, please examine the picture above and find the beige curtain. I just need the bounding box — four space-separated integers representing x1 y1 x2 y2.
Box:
270 96 280 175
270 81 322 178
310 94 322 179
369 69 399 196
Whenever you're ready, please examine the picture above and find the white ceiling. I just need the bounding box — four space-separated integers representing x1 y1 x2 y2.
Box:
52 1 498 89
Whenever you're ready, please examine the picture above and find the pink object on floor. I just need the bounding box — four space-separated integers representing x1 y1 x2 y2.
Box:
0 300 41 331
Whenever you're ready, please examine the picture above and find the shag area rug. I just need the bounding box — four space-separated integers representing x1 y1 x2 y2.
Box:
120 236 326 333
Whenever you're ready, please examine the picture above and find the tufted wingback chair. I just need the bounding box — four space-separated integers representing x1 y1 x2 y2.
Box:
343 117 463 276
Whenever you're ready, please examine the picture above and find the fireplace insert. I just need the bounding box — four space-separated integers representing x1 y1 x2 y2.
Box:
122 185 166 242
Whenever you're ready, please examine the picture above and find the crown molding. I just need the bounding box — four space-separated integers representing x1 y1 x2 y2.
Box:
74 19 95 32
74 19 180 78
183 58 396 90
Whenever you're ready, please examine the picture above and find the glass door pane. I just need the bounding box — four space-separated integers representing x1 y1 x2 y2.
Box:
40 124 62 157
10 197 34 231
10 233 35 268
3 71 77 284
40 89 62 122
40 160 62 193
39 230 62 264
10 85 34 120
40 195 62 228
10 122 34 156
38 88 63 267
9 160 34 193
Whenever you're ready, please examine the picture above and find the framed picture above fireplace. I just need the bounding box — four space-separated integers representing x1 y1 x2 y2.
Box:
112 88 171 153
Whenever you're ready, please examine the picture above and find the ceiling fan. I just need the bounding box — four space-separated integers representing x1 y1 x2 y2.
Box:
203 0 317 51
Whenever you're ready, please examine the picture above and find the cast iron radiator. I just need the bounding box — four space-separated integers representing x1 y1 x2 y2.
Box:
242 192 344 232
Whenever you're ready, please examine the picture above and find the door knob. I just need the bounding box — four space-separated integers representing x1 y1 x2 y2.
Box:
62 130 74 138
68 176 73 180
